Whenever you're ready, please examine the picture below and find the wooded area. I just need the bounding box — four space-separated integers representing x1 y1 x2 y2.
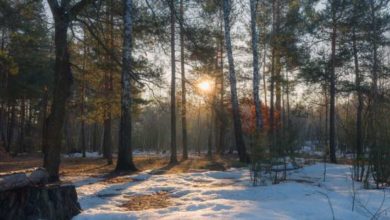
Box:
0 0 390 219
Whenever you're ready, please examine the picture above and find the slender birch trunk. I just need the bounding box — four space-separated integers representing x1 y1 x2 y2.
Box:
222 0 249 163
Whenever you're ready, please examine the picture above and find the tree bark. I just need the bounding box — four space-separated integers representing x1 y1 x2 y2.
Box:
0 101 4 145
222 0 249 163
91 123 98 152
269 0 276 151
352 28 363 159
180 0 188 160
274 0 282 115
329 3 337 163
43 0 95 182
19 98 26 154
43 14 72 182
41 86 48 154
207 105 213 159
250 0 263 132
274 0 282 152
0 184 80 220
102 0 114 164
217 11 225 155
115 0 137 172
80 75 86 158
169 0 178 164
103 113 113 164
6 101 15 153
269 47 275 150
262 42 268 108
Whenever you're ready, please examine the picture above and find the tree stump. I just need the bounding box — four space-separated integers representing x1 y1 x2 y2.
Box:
0 184 81 220
0 168 81 220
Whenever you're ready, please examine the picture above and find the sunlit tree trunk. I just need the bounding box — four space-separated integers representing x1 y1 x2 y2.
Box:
169 0 178 164
91 123 98 152
115 0 137 171
102 0 114 165
44 0 95 182
42 14 71 181
222 0 249 163
103 112 113 164
207 108 213 159
217 10 225 155
180 0 188 160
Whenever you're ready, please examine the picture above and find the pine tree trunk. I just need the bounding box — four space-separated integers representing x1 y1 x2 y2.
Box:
25 100 33 152
368 1 379 186
274 0 282 152
222 0 249 163
207 107 213 159
169 0 178 164
103 113 113 164
63 113 74 153
80 84 86 158
43 15 72 182
19 98 26 154
41 87 48 154
269 47 275 151
102 0 114 165
274 0 282 115
329 7 337 163
115 0 137 172
80 122 86 157
352 29 363 159
0 101 4 145
6 102 15 153
269 0 276 151
262 43 268 107
180 0 188 160
217 12 225 155
91 123 98 152
250 0 263 132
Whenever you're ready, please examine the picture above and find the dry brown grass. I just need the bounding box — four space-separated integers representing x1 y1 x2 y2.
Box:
0 154 238 177
120 191 172 211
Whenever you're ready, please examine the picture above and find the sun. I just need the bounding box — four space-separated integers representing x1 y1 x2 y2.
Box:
198 80 212 93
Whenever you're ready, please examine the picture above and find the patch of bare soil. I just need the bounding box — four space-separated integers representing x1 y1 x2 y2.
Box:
101 174 149 185
201 161 226 171
102 176 137 184
120 191 172 211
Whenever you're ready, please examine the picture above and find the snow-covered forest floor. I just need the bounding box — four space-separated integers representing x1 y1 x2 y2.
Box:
1 154 389 219
71 162 390 220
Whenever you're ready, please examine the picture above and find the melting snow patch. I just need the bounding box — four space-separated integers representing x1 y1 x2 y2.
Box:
73 163 390 220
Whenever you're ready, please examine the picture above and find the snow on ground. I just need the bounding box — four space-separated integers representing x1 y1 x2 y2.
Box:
63 152 102 158
73 163 390 220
